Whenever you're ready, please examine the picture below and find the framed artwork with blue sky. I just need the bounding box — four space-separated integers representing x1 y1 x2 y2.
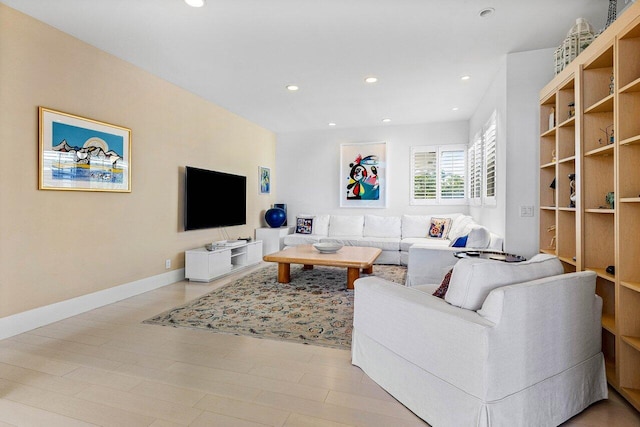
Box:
39 107 131 192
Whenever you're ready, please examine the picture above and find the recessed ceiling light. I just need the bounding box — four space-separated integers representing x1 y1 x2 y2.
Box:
286 85 299 91
382 118 391 123
328 122 337 127
364 76 378 84
461 75 471 81
185 0 205 7
452 107 459 111
479 7 495 18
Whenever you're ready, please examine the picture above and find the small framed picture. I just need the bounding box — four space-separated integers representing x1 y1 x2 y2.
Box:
259 166 271 194
39 107 131 192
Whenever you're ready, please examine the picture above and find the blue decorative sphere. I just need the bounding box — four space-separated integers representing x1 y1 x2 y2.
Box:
265 207 286 228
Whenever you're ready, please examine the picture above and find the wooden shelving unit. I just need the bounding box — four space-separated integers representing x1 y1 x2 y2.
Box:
538 3 640 412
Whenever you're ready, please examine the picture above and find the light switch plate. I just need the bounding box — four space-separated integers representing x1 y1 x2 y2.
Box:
520 206 534 217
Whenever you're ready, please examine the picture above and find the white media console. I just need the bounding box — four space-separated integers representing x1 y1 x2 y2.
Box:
185 240 263 282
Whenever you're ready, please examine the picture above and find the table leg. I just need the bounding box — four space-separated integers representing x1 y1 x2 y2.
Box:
362 265 373 274
277 263 291 283
347 267 360 290
303 264 314 270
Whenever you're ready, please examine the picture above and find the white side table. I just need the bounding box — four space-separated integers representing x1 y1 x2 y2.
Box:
255 226 293 255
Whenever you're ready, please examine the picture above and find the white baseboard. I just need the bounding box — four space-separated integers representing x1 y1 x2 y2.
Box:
0 269 185 341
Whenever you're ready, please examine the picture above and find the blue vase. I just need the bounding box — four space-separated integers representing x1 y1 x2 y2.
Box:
265 208 286 228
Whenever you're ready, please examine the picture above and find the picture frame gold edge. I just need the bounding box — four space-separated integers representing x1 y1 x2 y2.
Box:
38 106 132 193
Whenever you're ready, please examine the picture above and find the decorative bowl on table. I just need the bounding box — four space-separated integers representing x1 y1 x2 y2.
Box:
313 242 343 253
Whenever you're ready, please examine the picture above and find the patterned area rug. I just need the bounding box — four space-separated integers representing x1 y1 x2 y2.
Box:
143 264 406 350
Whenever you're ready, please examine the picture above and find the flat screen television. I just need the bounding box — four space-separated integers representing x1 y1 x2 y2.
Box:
184 166 246 230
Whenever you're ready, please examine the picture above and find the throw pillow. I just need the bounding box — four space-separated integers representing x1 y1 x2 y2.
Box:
295 217 313 234
449 235 468 248
444 254 564 311
427 217 452 239
432 268 453 299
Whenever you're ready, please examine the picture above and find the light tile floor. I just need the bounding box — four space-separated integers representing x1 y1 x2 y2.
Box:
0 264 638 426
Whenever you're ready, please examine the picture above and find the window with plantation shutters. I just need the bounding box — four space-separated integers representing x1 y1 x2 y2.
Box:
468 132 482 205
411 145 466 205
468 111 498 206
483 112 497 204
411 148 437 201
440 149 466 199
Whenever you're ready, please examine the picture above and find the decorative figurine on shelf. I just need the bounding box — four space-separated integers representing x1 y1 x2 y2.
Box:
598 0 618 35
599 124 615 145
606 192 615 209
554 18 595 75
569 173 576 208
606 265 615 276
568 102 575 118
547 224 557 250
549 108 555 130
551 149 557 163
610 74 615 95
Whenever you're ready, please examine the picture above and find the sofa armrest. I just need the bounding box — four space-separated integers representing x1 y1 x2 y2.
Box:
488 232 503 251
406 246 459 286
477 271 602 400
353 277 494 398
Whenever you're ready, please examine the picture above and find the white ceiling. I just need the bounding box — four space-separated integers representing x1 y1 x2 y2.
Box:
2 0 610 133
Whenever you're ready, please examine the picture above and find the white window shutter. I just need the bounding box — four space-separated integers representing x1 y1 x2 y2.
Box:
411 147 437 202
483 112 497 204
411 145 466 205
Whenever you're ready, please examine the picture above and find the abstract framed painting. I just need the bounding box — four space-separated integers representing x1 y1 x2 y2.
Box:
39 107 131 192
340 141 386 208
259 166 271 194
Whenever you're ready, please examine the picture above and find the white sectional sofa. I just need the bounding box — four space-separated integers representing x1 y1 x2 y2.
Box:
282 213 503 265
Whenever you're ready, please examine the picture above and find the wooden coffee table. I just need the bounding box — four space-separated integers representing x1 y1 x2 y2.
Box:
263 245 382 290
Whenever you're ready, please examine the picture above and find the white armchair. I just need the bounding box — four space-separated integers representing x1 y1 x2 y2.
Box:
352 257 607 427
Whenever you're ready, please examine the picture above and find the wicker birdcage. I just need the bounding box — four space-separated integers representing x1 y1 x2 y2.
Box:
554 18 595 75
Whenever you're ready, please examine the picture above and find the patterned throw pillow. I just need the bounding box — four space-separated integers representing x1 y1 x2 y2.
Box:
432 269 453 299
428 217 452 239
295 217 313 234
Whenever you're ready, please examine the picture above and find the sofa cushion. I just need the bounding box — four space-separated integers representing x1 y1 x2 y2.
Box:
444 254 564 311
401 215 432 238
412 283 439 294
319 236 364 247
428 217 452 239
364 215 401 238
283 233 324 246
350 237 401 251
402 214 461 239
466 226 491 249
313 214 330 235
328 215 364 237
400 237 451 252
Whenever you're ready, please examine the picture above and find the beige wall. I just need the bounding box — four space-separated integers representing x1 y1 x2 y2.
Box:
0 4 277 317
